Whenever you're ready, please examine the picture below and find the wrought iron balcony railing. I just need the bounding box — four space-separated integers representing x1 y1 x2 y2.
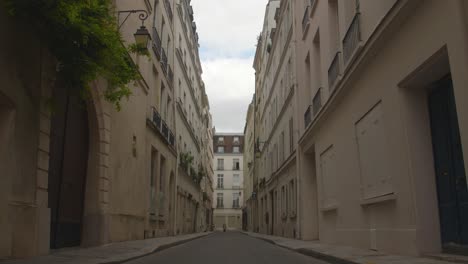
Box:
152 27 162 60
162 120 169 139
328 52 341 91
343 13 361 65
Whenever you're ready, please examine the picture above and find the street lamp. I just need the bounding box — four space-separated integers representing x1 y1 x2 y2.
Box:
134 25 151 47
118 9 151 49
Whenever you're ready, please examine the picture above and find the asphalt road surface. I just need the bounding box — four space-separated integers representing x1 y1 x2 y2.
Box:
126 232 329 264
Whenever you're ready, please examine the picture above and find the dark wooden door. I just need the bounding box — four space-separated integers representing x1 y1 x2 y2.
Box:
48 86 89 249
429 76 468 249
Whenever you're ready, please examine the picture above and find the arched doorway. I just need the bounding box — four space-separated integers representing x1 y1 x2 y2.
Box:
48 85 90 249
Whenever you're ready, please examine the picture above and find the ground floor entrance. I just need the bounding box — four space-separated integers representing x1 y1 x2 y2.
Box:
48 86 90 249
429 76 468 253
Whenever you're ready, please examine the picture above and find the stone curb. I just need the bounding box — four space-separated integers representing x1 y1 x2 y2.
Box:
103 232 213 264
241 232 358 264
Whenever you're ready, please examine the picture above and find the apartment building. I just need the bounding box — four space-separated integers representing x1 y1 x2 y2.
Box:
243 98 256 231
173 0 213 235
248 0 468 258
252 0 298 238
0 0 213 259
213 133 244 230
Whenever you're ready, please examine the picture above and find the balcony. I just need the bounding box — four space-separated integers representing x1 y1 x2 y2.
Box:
148 107 175 149
162 120 169 139
328 52 341 91
161 48 168 75
152 27 162 60
304 105 312 128
343 13 361 65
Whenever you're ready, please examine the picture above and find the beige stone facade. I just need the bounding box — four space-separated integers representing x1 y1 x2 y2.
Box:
251 0 298 238
213 133 245 230
247 0 468 257
0 0 212 259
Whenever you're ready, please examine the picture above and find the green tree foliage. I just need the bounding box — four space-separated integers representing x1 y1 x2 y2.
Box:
4 0 143 109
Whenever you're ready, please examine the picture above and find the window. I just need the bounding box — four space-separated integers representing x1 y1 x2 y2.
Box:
289 118 294 153
218 136 224 143
232 192 240 208
217 159 224 170
356 103 393 199
217 193 224 208
217 174 224 188
233 146 240 153
233 136 240 144
233 159 240 170
233 174 240 189
290 180 296 213
217 146 225 153
280 131 285 163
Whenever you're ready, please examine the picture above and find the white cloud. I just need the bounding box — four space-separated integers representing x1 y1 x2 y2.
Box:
191 0 268 132
192 0 268 59
202 58 255 132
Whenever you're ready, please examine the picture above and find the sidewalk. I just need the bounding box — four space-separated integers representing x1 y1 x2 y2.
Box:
1 232 212 264
242 232 468 264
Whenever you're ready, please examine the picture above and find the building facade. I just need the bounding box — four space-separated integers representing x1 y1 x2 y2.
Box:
252 0 298 238
242 98 255 231
213 133 244 230
0 0 213 259
247 0 468 257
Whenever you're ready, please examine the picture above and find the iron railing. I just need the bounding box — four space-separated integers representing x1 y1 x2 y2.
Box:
328 52 341 91
312 88 322 117
169 131 175 147
152 27 162 60
152 107 162 130
304 105 312 128
162 120 169 139
343 13 361 65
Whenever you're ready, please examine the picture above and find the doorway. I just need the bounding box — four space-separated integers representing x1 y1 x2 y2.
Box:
48 86 89 249
270 190 275 235
429 76 468 253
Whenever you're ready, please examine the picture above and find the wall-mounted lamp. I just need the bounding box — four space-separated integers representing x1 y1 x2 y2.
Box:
118 10 151 49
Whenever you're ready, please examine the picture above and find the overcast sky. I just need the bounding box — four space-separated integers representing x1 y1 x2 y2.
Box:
191 0 268 133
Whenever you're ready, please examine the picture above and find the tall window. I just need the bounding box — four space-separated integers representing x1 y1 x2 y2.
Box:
233 192 240 208
289 118 294 153
233 146 240 153
233 174 240 188
233 136 239 144
233 159 240 170
217 174 224 188
217 193 224 208
217 159 224 170
217 146 225 153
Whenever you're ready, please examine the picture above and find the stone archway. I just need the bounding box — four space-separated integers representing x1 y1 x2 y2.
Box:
81 80 112 247
48 80 112 249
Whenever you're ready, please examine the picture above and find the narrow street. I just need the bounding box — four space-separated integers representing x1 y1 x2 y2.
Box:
126 232 326 264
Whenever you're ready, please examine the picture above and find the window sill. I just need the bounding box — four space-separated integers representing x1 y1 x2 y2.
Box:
360 193 396 206
320 204 338 212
